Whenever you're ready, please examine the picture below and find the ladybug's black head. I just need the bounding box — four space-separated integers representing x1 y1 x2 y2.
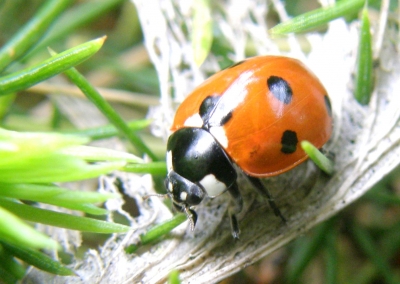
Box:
165 171 205 206
164 171 203 229
165 127 237 231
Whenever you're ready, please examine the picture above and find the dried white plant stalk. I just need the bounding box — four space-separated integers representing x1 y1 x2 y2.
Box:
26 0 400 283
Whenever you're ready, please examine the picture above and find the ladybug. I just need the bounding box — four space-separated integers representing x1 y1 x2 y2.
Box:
165 56 332 239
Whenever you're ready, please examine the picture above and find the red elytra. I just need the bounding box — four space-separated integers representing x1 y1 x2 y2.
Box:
170 55 333 177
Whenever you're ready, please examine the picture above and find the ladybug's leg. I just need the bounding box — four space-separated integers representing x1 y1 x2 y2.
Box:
226 181 243 239
246 176 287 223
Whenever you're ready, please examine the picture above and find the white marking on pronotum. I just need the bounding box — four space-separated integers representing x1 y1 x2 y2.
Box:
200 174 227 197
166 150 173 173
184 113 203 127
207 70 254 127
210 126 228 148
180 191 188 201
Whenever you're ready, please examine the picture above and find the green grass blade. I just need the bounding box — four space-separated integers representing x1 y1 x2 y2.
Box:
0 0 73 72
0 128 126 183
286 220 333 283
168 270 182 284
125 214 187 254
49 48 157 160
269 0 366 35
0 183 115 215
0 206 59 250
0 198 130 234
59 145 143 163
55 203 108 215
0 128 88 166
1 242 74 276
0 94 16 119
0 156 125 183
324 225 338 284
0 183 115 204
0 245 26 280
354 7 374 105
0 37 106 95
62 119 152 140
301 141 334 175
123 161 167 175
0 264 19 284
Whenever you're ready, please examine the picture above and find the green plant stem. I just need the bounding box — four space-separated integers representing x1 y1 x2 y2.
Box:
125 214 187 253
49 48 157 160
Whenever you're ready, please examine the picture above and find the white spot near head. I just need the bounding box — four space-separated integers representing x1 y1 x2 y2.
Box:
184 113 203 127
180 191 188 201
168 181 173 192
166 150 173 173
210 126 228 148
200 174 227 197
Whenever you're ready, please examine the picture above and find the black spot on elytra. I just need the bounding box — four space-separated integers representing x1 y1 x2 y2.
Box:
219 112 232 126
267 76 293 104
324 95 332 117
199 96 232 129
281 130 298 154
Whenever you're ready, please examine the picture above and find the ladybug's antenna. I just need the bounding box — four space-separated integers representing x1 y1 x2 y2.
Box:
143 193 168 200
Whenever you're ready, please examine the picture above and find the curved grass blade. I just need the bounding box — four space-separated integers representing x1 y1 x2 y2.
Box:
0 244 26 281
0 183 116 204
269 0 366 35
0 37 106 95
0 198 130 234
0 183 115 215
1 242 74 276
0 155 125 183
0 206 59 250
0 128 126 183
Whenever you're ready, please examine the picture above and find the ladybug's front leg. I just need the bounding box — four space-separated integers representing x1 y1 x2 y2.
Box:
246 176 287 223
226 181 243 240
